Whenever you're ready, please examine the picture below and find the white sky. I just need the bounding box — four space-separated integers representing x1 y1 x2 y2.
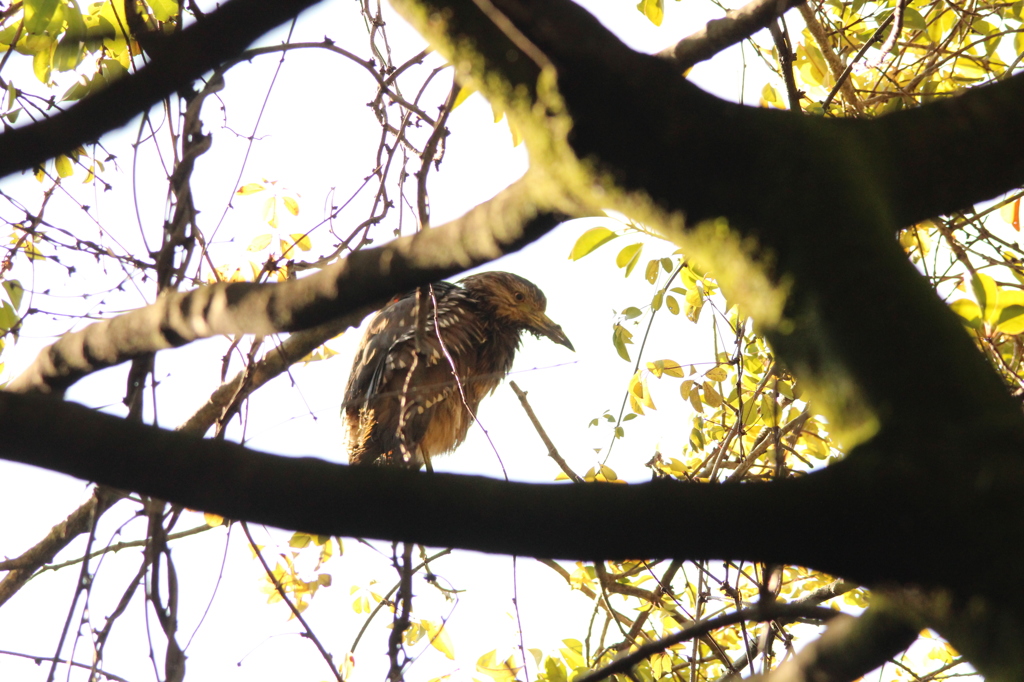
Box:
0 2 831 681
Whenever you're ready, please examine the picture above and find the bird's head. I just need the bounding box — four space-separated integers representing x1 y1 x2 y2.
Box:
461 272 574 351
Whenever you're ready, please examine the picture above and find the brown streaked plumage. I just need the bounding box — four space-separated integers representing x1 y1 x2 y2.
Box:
343 271 573 467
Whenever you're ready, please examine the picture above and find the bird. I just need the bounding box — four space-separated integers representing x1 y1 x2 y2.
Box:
342 271 573 468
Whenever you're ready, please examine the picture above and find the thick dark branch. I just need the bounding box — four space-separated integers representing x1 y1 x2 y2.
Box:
0 0 325 180
7 179 567 394
399 0 1024 458
0 389 1013 591
656 0 804 72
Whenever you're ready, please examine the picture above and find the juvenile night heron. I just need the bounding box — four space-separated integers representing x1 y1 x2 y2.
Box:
343 271 573 467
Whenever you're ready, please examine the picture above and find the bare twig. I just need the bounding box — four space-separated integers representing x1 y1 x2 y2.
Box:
509 380 583 482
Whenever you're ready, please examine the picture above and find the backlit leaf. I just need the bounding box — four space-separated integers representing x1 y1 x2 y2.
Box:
950 299 981 328
616 243 643 276
636 0 664 26
289 233 312 251
237 183 265 195
54 155 73 178
2 280 24 310
612 324 633 361
702 381 722 408
569 227 617 260
705 365 728 382
248 234 272 251
645 258 659 284
423 620 455 660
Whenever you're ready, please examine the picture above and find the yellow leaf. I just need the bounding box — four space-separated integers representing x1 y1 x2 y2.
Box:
247 234 272 251
615 243 643 276
476 651 520 682
283 196 300 216
568 227 617 260
423 620 456 660
657 359 684 378
236 183 265 195
204 512 224 527
702 381 722 408
636 0 664 26
54 155 73 178
761 394 780 427
688 386 703 413
263 198 278 228
629 371 656 410
289 532 312 548
705 365 728 382
950 299 981 328
289 233 312 251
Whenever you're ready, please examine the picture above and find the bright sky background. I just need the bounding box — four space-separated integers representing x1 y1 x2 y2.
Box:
0 1 809 681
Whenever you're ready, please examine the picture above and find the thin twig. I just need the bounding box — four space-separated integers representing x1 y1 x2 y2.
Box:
509 380 584 482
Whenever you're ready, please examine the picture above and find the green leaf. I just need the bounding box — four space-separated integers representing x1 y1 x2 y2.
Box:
615 242 643 276
569 226 617 260
997 303 1024 334
32 40 53 83
0 301 17 332
612 324 633 361
666 295 680 315
146 0 179 22
3 280 24 310
25 0 63 33
621 306 642 320
645 259 659 284
289 532 312 548
636 0 664 26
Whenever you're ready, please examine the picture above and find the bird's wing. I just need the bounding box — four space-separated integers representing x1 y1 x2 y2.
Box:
344 283 488 465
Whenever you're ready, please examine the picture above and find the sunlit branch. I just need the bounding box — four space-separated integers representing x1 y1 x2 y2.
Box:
7 176 571 394
656 0 804 73
742 605 919 682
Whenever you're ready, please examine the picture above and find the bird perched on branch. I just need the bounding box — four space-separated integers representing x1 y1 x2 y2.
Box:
343 271 574 468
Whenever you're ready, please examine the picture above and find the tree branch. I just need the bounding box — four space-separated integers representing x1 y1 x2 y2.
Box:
0 389 1011 590
743 604 919 682
0 0 328 180
7 177 570 394
656 0 804 73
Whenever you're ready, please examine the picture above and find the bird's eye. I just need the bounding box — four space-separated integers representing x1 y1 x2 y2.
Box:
514 291 526 302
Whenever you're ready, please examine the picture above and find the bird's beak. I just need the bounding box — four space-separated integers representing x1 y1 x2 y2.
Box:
533 313 575 352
